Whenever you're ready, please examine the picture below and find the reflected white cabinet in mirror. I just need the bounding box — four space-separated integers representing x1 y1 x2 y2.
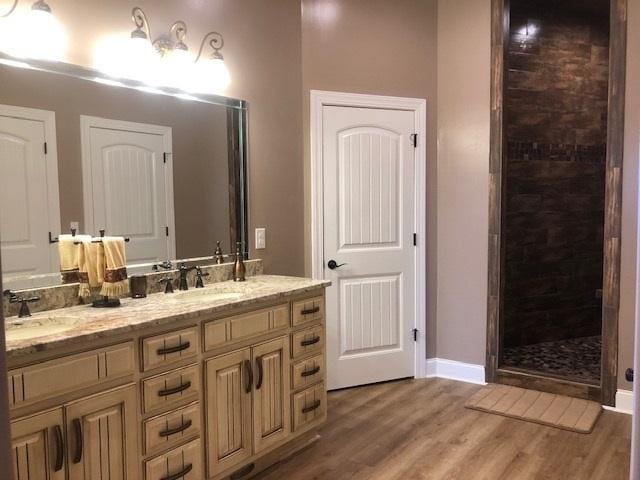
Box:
0 52 248 289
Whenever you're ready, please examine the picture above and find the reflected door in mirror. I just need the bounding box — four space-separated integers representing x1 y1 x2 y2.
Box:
81 116 175 266
0 107 61 279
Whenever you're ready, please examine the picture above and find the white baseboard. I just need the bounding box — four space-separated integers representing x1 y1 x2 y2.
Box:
425 358 486 385
603 389 633 415
424 361 633 414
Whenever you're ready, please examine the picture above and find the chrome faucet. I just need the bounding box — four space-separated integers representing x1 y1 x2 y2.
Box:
3 290 40 318
178 263 196 291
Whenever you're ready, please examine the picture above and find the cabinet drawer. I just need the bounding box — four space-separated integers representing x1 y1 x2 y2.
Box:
145 438 202 480
142 364 200 413
144 402 201 456
203 304 289 351
292 382 326 432
291 325 324 359
7 342 134 407
291 296 324 327
292 354 324 390
142 327 199 371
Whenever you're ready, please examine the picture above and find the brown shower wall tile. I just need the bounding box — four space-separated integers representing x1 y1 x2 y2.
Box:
502 1 609 348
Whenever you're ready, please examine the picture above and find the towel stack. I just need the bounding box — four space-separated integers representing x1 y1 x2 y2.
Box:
75 236 129 298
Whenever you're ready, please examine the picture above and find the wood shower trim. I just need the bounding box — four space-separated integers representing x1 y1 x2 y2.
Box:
485 0 628 406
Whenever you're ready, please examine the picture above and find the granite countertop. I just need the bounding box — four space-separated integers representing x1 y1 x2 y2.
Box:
4 275 330 359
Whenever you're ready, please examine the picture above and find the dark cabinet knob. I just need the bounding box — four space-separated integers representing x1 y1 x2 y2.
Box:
327 260 347 270
626 368 634 382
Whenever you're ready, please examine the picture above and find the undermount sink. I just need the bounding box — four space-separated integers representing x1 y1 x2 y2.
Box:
167 289 245 303
4 316 82 341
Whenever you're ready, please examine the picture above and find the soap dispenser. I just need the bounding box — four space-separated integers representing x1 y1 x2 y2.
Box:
233 242 246 282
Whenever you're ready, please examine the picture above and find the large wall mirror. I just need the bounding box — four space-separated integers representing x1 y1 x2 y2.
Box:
0 53 248 289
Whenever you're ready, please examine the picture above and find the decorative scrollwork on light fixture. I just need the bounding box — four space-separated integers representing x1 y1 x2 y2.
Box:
1 0 20 17
195 31 224 61
130 6 150 40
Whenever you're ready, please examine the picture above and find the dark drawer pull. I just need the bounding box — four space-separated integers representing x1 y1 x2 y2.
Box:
157 341 191 356
243 360 253 394
300 306 320 315
302 399 322 414
159 419 192 437
301 336 321 347
161 463 192 480
301 365 321 377
53 424 64 472
72 418 83 464
158 381 192 397
255 356 264 390
230 463 255 480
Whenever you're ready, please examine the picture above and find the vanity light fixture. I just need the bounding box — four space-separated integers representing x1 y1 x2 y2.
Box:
192 31 231 93
0 0 66 60
96 6 230 93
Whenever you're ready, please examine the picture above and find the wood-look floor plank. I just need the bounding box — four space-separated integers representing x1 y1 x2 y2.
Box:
256 379 631 480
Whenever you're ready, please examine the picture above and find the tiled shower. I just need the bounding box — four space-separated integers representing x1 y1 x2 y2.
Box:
501 0 610 384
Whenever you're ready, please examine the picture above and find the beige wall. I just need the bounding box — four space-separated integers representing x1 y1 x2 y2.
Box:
27 0 305 276
301 0 439 356
436 0 491 365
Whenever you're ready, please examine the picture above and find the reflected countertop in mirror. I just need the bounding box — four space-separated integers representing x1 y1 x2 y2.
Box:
0 52 248 290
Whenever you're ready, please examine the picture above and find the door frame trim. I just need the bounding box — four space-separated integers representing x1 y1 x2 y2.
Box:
80 115 176 260
0 103 62 274
310 89 428 379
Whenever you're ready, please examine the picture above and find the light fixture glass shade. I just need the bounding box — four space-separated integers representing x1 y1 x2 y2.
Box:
161 47 195 89
0 7 66 61
189 57 231 94
95 34 159 85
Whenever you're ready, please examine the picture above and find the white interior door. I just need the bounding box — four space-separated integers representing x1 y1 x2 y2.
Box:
82 117 175 266
323 105 417 390
0 110 60 279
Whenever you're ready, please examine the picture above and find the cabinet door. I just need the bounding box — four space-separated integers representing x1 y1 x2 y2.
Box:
66 384 138 480
252 336 290 453
205 348 253 478
11 408 66 480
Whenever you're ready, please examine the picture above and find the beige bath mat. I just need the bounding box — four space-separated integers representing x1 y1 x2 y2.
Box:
465 384 602 434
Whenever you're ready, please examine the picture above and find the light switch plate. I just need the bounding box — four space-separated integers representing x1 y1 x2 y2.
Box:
255 228 266 249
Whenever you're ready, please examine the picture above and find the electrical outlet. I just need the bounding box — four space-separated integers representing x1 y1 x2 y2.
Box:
70 221 79 232
255 228 266 249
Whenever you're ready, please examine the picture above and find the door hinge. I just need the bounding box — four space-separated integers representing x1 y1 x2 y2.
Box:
44 142 48 154
413 233 417 246
163 152 168 163
410 134 418 148
412 328 419 342
165 226 169 237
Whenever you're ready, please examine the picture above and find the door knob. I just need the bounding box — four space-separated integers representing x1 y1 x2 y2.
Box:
327 260 347 270
626 368 634 382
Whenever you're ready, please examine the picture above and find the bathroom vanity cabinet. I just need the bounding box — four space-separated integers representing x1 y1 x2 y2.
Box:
5 284 327 480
